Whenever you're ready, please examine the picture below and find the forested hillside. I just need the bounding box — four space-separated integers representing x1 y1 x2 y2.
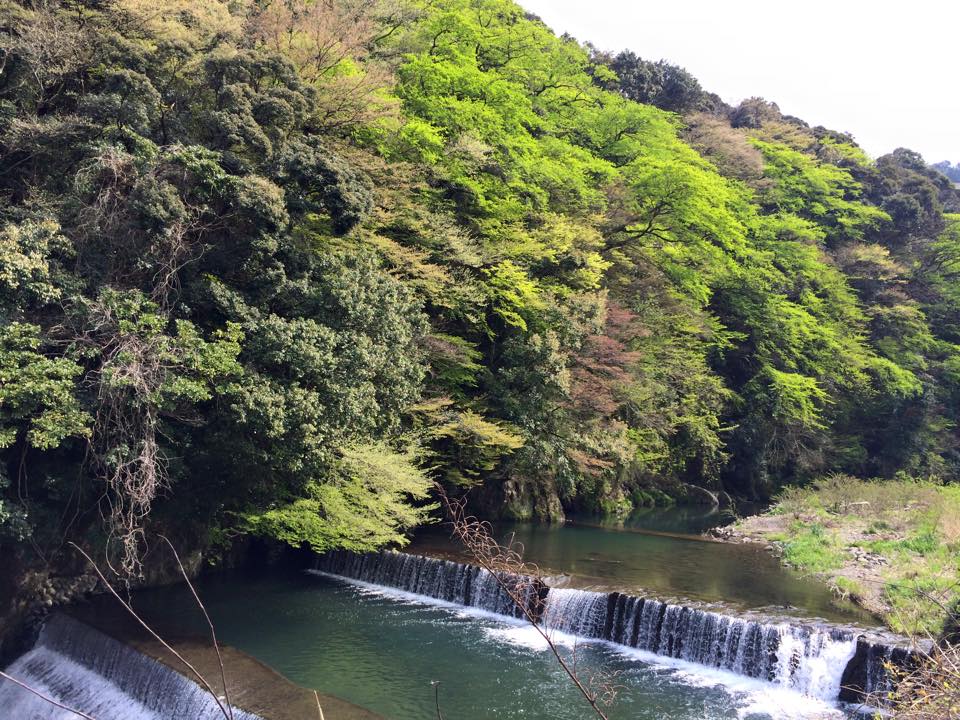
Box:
2 0 959 570
933 161 960 183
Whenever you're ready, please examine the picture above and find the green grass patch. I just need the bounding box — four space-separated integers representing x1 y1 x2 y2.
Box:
865 520 892 534
884 575 957 635
746 474 960 634
781 522 844 572
832 576 865 598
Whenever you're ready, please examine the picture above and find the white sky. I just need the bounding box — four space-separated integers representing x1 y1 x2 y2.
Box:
520 0 958 163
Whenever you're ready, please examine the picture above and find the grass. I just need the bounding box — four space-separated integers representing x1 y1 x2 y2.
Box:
831 576 866 600
777 522 845 572
775 473 942 521
738 474 960 636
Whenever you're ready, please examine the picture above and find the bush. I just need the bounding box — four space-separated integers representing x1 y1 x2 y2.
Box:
879 643 960 718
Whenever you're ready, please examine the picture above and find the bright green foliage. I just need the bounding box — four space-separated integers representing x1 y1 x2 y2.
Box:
414 398 524 487
0 220 71 309
483 261 543 331
0 323 90 450
244 443 437 552
751 139 890 243
1 0 959 567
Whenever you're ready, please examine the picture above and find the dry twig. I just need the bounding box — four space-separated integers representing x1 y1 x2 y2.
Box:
0 670 97 720
437 486 619 719
69 542 233 720
159 535 233 720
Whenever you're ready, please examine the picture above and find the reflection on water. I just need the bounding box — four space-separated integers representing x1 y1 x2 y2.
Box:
115 572 855 720
410 514 871 624
578 504 747 535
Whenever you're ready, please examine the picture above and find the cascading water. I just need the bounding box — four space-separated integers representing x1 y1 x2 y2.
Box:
0 614 261 720
313 549 546 620
534 588 858 701
313 549 910 705
838 637 915 703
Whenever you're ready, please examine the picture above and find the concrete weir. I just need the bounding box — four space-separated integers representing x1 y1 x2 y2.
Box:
314 548 923 705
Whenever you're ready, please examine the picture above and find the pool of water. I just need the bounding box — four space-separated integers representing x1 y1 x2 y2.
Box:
570 505 753 535
115 571 856 720
408 520 870 625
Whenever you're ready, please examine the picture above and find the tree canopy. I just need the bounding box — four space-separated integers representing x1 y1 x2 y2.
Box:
2 0 959 568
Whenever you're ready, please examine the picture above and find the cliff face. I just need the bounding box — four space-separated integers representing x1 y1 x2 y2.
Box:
476 475 566 522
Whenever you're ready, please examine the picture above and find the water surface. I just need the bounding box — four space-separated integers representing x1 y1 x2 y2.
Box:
119 571 854 720
409 520 870 624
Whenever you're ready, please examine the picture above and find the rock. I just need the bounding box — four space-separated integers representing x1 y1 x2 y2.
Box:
716 491 735 509
841 501 871 515
709 526 735 540
679 483 719 506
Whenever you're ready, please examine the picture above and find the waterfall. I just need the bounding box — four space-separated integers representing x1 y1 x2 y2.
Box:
313 549 913 704
838 637 916 703
0 614 261 720
537 589 856 701
313 549 547 620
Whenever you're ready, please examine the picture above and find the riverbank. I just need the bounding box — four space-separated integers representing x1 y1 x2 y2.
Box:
716 475 960 635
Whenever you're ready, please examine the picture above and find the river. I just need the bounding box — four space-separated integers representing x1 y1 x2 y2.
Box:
1 508 898 719
99 510 885 720
121 569 858 720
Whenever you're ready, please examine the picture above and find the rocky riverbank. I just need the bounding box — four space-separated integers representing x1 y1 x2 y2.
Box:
709 520 892 621
710 476 960 634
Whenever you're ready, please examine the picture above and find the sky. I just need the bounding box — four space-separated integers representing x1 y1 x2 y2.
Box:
520 0 958 163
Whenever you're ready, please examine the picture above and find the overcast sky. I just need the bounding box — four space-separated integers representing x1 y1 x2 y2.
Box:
520 0 958 163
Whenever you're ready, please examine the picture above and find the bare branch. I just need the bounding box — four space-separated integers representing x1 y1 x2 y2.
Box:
159 535 233 720
68 542 233 720
436 486 615 719
0 670 97 720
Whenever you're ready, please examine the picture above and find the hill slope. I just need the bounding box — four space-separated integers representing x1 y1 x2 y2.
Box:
1 0 959 567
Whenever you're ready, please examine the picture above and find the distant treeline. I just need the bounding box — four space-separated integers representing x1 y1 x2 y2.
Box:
933 161 960 184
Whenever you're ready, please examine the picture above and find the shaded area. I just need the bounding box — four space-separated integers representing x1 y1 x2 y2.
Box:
570 505 756 535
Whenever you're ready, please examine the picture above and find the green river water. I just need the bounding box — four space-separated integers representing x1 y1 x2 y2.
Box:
110 511 876 720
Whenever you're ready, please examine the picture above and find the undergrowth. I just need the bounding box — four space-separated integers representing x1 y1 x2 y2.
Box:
754 475 960 635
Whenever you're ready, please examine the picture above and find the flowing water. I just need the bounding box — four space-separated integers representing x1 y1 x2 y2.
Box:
309 550 902 704
114 569 864 720
0 614 261 720
408 519 869 623
2 513 903 719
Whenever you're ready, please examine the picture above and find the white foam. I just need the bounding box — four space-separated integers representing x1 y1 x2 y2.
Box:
775 628 858 700
0 647 163 720
309 570 851 720
307 568 528 625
